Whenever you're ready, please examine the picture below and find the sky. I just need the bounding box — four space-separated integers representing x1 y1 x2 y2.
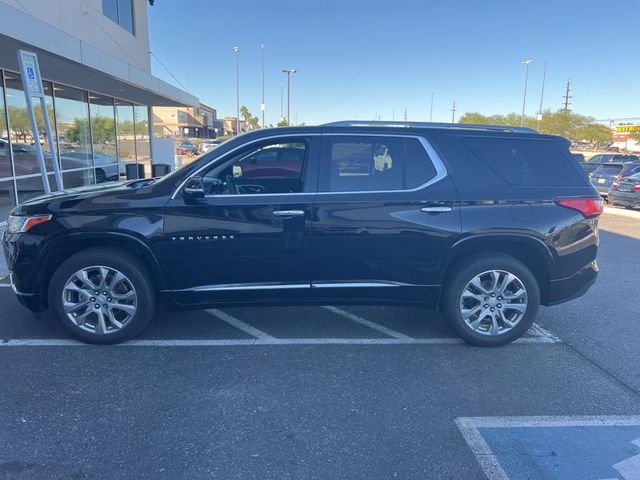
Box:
148 0 640 126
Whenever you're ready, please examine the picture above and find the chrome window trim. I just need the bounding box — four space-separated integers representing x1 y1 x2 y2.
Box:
170 133 321 199
317 133 448 195
171 132 448 199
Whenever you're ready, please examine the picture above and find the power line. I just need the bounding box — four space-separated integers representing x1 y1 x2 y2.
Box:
149 50 187 91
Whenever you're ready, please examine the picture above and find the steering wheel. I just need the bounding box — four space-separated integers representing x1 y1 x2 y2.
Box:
237 184 269 194
225 174 239 195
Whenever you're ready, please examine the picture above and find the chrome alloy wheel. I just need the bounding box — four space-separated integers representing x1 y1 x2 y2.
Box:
62 266 137 335
459 270 528 336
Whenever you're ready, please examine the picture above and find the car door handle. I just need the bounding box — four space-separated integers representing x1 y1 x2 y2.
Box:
272 209 305 217
420 206 452 214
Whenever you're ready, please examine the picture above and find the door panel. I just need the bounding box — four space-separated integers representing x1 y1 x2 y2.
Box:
309 134 460 304
309 181 461 304
159 135 320 306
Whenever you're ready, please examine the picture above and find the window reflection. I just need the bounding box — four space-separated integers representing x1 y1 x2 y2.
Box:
134 106 150 178
0 180 17 220
63 169 95 189
55 85 92 170
116 101 137 175
89 94 119 182
4 71 56 175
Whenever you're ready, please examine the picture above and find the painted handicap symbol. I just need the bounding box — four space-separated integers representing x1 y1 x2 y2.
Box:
456 416 640 480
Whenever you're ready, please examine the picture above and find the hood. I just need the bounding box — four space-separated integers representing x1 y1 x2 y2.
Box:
12 178 157 215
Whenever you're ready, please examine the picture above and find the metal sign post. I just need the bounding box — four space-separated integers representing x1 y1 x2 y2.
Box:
17 50 64 193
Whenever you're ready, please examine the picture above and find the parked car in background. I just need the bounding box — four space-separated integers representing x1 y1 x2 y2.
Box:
589 162 640 199
606 145 620 152
609 173 640 209
176 141 197 155
572 153 585 162
571 141 589 150
588 154 639 164
198 140 222 154
4 122 601 347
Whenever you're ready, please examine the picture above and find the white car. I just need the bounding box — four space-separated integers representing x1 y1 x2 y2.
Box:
199 141 221 154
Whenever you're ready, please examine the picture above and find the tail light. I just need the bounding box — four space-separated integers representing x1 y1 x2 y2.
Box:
554 198 604 218
612 182 619 190
634 185 640 191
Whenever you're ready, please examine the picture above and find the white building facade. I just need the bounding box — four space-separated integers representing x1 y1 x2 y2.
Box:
0 0 197 218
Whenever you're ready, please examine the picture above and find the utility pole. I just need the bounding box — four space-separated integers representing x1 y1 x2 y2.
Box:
392 107 395 121
282 68 296 125
403 108 408 122
521 59 534 126
429 91 434 122
537 60 547 130
450 100 456 123
260 43 265 128
562 79 572 112
233 46 240 135
280 84 284 120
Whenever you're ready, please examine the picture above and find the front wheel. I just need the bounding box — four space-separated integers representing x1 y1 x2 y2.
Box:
440 254 540 347
48 248 157 344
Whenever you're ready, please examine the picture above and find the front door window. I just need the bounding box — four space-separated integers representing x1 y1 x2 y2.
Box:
201 140 308 195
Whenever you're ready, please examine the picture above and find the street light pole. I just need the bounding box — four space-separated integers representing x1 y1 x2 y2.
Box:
261 43 265 128
537 60 547 131
282 68 296 125
521 59 533 126
429 91 434 122
233 46 240 135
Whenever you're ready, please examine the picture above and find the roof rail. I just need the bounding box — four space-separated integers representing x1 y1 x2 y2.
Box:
322 120 538 134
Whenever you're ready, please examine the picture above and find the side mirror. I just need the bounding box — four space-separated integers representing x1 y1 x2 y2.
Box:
182 176 205 200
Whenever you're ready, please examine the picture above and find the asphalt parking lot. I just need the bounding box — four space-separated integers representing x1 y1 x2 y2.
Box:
1 208 640 479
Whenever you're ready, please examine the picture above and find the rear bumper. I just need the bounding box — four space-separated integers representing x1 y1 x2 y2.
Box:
545 260 598 306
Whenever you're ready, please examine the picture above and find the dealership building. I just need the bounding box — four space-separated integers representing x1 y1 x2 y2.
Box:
0 0 198 219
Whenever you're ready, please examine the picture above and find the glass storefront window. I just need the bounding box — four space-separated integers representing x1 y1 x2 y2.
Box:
15 175 58 204
116 100 136 167
0 71 13 179
54 85 92 171
0 179 17 220
89 94 119 183
63 168 95 189
134 105 150 178
4 71 56 176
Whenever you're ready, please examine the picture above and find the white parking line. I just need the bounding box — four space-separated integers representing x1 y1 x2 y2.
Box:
322 305 412 339
0 335 559 347
528 323 561 343
0 283 11 288
206 308 275 340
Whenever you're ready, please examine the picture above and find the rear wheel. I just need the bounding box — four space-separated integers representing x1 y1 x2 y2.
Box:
48 248 156 344
440 254 540 347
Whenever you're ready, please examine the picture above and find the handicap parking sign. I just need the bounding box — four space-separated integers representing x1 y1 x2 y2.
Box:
457 416 640 480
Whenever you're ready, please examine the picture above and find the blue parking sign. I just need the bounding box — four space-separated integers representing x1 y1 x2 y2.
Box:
457 416 640 480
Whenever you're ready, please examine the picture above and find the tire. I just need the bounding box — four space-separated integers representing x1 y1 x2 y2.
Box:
95 168 105 183
440 253 540 347
48 248 157 344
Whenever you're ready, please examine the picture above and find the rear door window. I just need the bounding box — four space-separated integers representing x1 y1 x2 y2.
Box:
461 137 585 186
319 136 437 192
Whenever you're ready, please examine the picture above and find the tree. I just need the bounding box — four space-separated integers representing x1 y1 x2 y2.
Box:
277 119 288 127
239 106 259 131
458 109 613 145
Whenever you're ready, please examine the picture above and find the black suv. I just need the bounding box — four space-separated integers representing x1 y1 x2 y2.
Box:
3 122 602 346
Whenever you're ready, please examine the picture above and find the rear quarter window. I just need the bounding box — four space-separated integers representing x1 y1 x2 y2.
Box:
461 137 586 186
